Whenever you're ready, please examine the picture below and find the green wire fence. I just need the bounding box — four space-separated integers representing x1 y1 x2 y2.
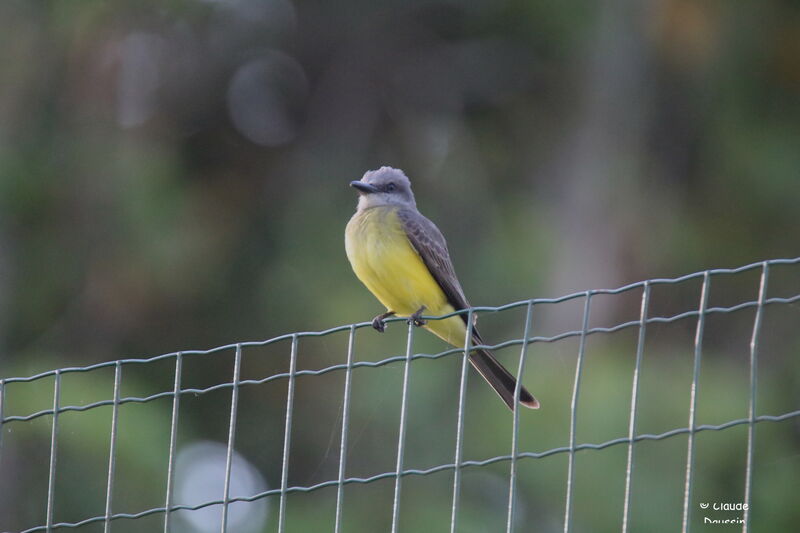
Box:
1 257 799 532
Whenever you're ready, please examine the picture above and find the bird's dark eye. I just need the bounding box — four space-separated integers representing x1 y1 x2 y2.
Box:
386 183 396 192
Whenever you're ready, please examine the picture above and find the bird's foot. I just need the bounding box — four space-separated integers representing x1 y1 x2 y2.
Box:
372 311 396 333
408 306 427 327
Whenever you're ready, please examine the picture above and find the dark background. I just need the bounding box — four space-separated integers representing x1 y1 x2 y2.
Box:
1 1 798 532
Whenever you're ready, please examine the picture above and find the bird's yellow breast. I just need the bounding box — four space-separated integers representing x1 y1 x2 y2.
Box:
345 206 467 346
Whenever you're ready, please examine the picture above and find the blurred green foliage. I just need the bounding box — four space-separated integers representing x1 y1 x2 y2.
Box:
0 0 798 531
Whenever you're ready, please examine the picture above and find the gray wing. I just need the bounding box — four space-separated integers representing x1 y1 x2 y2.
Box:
397 208 473 322
399 208 539 409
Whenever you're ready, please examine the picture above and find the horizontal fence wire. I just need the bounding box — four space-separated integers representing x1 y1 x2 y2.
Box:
1 256 799 533
6 411 800 533
4 295 800 426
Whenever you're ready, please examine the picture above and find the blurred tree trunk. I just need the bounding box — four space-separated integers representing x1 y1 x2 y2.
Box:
545 0 658 325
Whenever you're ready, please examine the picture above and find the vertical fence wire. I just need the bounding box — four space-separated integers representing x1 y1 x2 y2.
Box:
0 380 5 465
742 263 769 532
681 272 711 533
563 292 593 533
506 300 535 533
390 322 416 533
221 345 243 533
449 309 474 533
621 282 651 533
45 371 62 532
278 336 299 533
163 353 183 533
103 362 123 533
334 325 358 533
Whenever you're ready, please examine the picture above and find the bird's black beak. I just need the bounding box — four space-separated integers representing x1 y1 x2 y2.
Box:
350 181 380 194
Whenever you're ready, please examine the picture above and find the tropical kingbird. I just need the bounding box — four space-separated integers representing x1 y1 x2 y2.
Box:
345 166 538 410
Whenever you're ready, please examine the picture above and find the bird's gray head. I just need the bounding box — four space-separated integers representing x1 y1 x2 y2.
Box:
350 166 416 211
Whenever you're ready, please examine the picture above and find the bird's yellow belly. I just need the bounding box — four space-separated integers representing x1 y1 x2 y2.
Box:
345 207 467 346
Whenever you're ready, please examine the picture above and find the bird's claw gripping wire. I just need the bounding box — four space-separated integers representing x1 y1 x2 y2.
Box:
371 311 396 332
408 306 427 327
